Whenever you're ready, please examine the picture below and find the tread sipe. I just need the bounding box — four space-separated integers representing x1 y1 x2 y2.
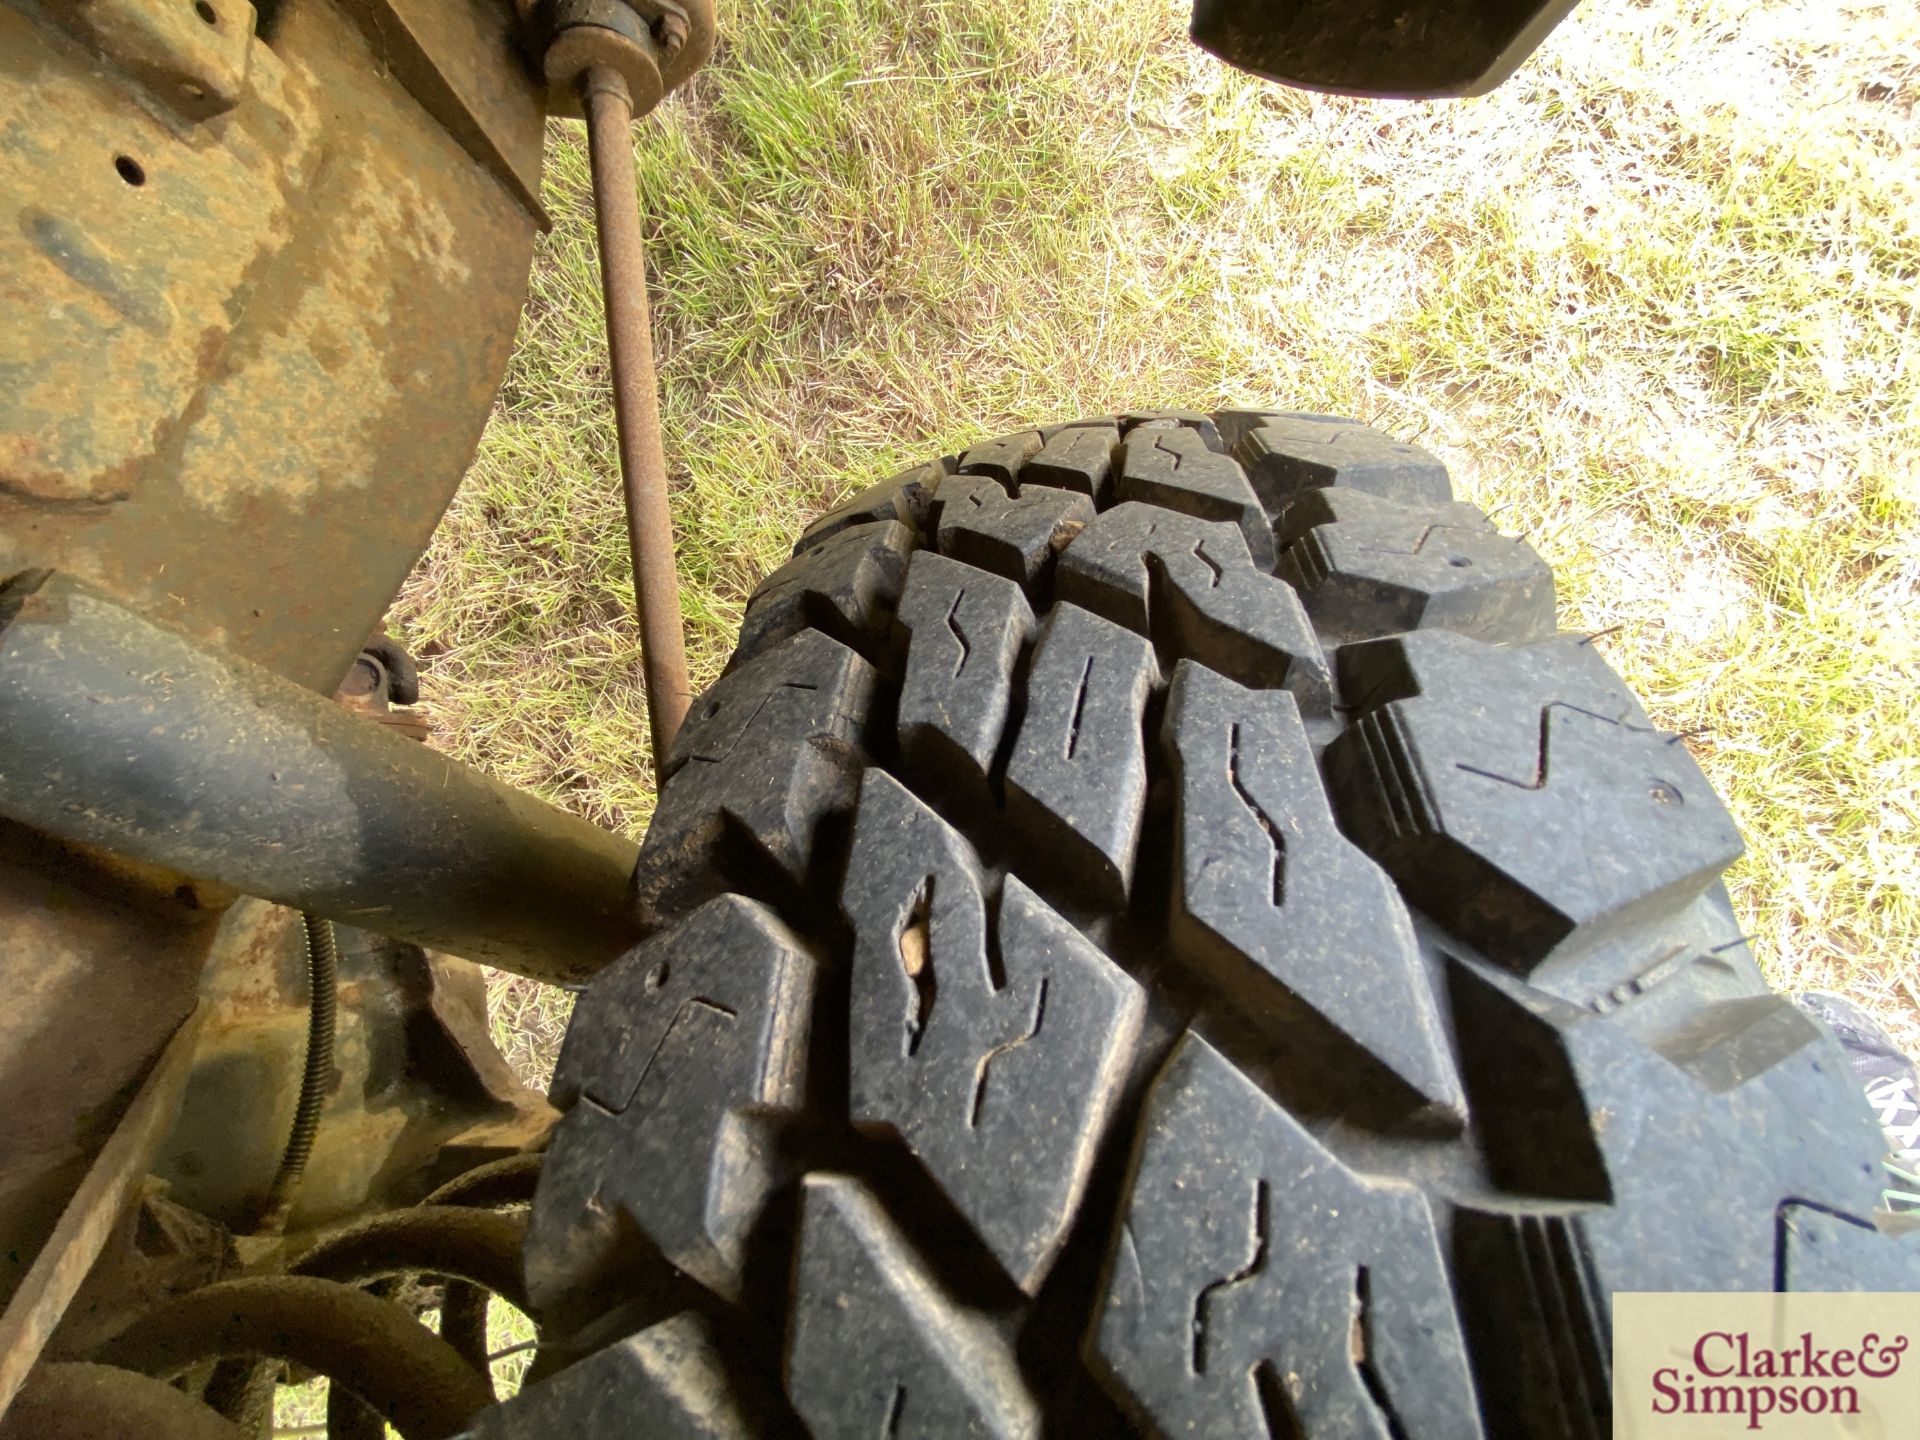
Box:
479 410 1908 1439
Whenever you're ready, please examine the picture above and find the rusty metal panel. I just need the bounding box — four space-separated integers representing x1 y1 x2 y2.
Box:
0 3 319 507
0 0 542 693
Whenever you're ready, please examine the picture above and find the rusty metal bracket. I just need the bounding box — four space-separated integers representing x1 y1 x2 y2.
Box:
49 0 259 123
543 0 662 118
335 0 552 228
531 0 711 118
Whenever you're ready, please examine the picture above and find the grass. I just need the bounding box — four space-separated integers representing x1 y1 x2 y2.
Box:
392 0 1920 1079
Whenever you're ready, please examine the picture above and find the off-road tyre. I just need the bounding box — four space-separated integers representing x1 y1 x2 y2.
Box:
470 410 1915 1439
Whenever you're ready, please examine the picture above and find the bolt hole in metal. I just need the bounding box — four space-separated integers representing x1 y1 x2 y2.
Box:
195 0 218 23
113 155 145 185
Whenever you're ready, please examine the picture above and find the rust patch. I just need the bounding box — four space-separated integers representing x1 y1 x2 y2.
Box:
22 210 170 333
0 0 540 689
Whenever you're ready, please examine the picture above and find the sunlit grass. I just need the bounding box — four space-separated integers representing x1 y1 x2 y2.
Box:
394 0 1920 1067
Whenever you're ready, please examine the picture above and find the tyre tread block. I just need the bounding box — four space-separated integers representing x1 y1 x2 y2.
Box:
1649 992 1836 1096
1448 963 1892 1437
1004 605 1159 907
1116 428 1275 569
1165 662 1462 1111
935 474 1096 592
1280 508 1556 643
1118 409 1225 452
956 430 1044 489
1024 424 1119 505
842 771 1145 1292
787 1176 1041 1440
733 520 913 669
635 630 875 923
1233 417 1452 514
1275 485 1494 548
1056 502 1332 712
1090 1034 1482 1439
527 897 814 1310
1211 408 1295 453
1326 631 1743 969
894 552 1035 794
795 463 943 557
1454 957 1892 1254
459 1312 761 1439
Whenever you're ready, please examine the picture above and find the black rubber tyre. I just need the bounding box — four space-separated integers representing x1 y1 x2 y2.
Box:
469 411 1914 1439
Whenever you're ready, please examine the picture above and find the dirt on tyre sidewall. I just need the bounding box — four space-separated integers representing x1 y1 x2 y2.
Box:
468 410 1914 1439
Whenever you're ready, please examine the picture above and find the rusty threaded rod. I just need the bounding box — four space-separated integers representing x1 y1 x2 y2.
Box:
580 64 692 768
